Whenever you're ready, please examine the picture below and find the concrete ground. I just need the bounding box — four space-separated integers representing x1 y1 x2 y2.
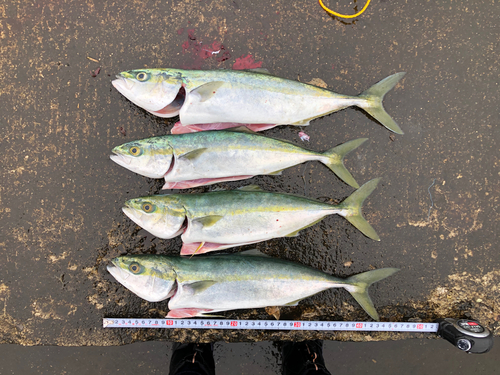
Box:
0 0 499 371
1 337 499 374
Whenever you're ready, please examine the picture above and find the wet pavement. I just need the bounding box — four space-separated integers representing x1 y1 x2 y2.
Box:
1 337 499 374
1 0 499 351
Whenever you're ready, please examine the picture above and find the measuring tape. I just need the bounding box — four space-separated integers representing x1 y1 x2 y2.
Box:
103 317 493 354
103 318 438 333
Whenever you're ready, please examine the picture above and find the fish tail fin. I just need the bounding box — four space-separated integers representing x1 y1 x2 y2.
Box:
344 268 400 320
338 178 381 241
358 72 406 134
321 138 368 188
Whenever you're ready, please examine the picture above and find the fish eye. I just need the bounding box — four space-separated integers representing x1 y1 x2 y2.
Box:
142 202 156 213
129 262 142 274
136 72 149 81
129 146 142 156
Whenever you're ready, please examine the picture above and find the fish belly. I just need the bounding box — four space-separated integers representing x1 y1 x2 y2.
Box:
181 209 329 244
180 88 358 126
168 279 334 312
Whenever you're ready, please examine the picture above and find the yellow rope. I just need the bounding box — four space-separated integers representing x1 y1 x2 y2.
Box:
318 0 371 19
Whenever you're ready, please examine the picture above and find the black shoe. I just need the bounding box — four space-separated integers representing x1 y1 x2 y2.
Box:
281 340 331 375
169 342 216 375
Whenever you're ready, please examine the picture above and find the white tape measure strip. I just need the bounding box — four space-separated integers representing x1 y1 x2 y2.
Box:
103 318 439 333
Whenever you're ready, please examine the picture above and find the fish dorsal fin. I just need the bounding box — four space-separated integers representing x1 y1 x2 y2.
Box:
244 68 271 75
192 215 224 228
178 148 208 161
192 81 225 102
225 126 257 134
183 280 217 295
237 185 265 192
238 249 271 257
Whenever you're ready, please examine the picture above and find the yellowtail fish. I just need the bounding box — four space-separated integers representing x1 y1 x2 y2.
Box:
122 179 381 255
110 129 368 189
107 251 399 320
112 69 406 134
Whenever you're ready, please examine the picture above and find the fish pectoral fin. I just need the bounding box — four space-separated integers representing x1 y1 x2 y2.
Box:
237 184 265 192
178 148 208 161
184 280 217 295
285 217 325 237
192 81 226 102
238 249 271 257
192 215 224 228
244 68 271 75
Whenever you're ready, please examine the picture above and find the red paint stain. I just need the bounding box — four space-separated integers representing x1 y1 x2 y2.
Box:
177 28 184 35
232 54 263 70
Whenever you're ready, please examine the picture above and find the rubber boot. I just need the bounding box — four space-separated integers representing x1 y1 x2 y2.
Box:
169 342 216 375
281 340 331 375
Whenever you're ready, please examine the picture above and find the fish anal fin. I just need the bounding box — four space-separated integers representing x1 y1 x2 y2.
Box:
282 298 303 306
290 119 311 126
192 81 225 102
178 148 208 161
268 168 285 176
285 230 300 238
285 217 325 237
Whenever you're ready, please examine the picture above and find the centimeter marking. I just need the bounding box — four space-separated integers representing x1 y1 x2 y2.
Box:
103 318 439 333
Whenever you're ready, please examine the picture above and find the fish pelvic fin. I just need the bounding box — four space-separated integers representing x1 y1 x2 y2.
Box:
338 178 381 241
344 268 399 321
358 72 406 135
321 138 368 188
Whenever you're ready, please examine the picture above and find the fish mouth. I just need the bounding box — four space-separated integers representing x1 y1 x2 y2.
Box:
110 152 132 167
107 263 130 281
122 205 143 225
112 76 135 93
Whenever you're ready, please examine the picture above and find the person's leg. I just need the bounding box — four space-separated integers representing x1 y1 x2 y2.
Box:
281 340 331 375
169 342 216 375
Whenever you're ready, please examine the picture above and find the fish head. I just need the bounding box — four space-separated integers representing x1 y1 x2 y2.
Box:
107 255 177 302
122 195 186 239
110 138 174 178
112 69 184 115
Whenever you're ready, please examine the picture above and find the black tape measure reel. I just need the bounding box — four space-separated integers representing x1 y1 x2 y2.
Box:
436 318 493 354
